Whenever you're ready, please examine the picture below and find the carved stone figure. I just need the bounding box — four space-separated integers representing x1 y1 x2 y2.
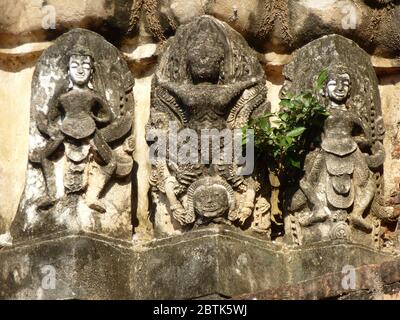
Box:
284 35 398 248
30 49 117 213
11 29 135 241
147 15 271 235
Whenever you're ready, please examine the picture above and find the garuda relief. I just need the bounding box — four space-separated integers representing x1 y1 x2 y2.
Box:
147 15 271 236
11 29 135 242
284 35 399 249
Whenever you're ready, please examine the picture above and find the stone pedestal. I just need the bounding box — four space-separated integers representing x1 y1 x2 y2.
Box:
0 225 397 299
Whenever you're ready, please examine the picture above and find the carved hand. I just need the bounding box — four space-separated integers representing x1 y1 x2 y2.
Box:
171 206 194 225
29 149 41 164
47 124 61 138
238 207 253 224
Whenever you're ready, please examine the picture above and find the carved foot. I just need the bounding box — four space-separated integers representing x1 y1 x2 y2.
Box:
350 215 373 233
29 149 42 164
88 200 106 213
298 207 329 227
238 207 253 225
251 223 271 234
213 217 232 226
36 195 57 209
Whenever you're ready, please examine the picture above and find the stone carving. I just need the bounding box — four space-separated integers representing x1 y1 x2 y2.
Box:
284 35 398 248
11 29 135 242
186 177 235 226
147 15 271 235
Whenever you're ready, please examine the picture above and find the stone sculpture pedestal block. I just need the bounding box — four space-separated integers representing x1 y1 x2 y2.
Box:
0 226 397 299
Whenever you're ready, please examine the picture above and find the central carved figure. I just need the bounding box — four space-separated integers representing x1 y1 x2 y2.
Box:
148 16 271 234
156 28 259 131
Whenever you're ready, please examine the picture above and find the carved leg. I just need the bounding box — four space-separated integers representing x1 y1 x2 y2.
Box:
165 178 194 225
86 159 116 213
92 130 113 164
297 152 328 226
251 196 271 233
269 172 282 220
238 187 256 225
86 132 117 213
30 134 64 209
350 176 375 233
298 179 329 226
161 163 194 225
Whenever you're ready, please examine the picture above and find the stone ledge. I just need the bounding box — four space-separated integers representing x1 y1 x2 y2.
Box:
236 259 400 300
0 227 397 299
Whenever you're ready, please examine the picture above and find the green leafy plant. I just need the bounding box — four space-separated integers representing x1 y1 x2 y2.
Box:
242 70 329 221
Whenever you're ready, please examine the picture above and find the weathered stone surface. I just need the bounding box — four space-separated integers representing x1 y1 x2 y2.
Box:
0 0 134 46
0 227 396 299
236 258 400 300
2 1 400 59
0 66 33 235
158 0 400 59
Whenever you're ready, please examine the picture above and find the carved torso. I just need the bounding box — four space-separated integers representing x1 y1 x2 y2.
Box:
321 107 358 156
59 89 101 140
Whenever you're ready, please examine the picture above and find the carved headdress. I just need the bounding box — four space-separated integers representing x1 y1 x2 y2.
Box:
156 15 265 85
67 38 94 59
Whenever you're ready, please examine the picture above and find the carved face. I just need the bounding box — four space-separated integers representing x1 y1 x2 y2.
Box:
69 55 92 87
326 73 351 104
187 41 223 84
193 184 229 218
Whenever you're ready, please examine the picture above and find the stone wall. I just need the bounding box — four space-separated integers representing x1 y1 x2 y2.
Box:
0 1 399 300
1 0 400 235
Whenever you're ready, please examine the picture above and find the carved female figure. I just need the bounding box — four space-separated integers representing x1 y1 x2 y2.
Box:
10 29 136 242
290 67 377 232
30 48 118 212
281 35 397 248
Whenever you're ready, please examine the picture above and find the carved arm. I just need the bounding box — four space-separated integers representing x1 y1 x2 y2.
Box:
36 95 62 138
92 94 113 124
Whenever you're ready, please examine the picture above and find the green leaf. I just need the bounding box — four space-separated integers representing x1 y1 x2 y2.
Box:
315 69 328 90
286 127 306 137
258 117 269 131
279 99 292 108
246 70 328 175
289 157 301 169
241 127 250 145
279 112 289 121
